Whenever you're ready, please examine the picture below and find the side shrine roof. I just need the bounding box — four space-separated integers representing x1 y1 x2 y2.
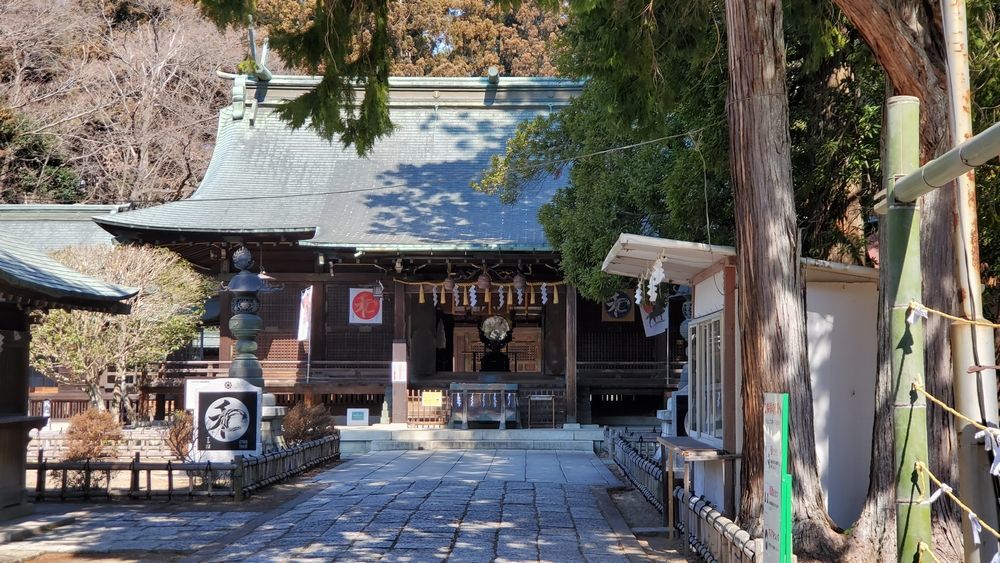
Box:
96 75 581 252
0 232 137 313
0 204 130 252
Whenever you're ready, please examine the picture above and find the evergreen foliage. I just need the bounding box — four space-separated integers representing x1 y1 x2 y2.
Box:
0 106 82 203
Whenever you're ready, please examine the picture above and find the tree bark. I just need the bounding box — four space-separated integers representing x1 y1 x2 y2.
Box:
724 0 843 556
830 1 964 559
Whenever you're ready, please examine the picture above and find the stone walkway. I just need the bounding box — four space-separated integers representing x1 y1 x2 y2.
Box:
1 450 650 562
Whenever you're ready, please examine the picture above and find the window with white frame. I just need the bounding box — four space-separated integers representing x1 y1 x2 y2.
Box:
688 312 724 446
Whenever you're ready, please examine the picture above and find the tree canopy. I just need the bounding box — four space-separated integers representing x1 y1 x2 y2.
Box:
31 245 212 413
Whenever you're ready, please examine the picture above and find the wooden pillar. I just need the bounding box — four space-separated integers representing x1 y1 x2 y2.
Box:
722 260 738 515
391 281 408 424
565 285 578 424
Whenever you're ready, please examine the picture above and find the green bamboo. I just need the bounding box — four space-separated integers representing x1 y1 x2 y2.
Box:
886 95 932 562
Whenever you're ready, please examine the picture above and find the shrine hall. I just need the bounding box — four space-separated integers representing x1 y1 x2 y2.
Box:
88 74 682 428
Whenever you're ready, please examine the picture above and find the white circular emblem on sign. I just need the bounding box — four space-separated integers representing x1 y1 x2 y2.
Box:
204 397 250 443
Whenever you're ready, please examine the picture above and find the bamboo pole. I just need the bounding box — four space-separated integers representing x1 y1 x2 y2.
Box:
886 96 932 561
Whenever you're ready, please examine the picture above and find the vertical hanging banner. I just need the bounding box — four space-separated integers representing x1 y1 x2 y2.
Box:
185 378 262 463
349 287 383 324
297 285 313 341
763 392 793 563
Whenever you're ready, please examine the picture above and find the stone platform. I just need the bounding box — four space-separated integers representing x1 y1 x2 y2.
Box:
338 426 606 455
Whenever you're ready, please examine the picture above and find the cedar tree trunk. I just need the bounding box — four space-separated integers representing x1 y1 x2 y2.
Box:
831 1 964 559
724 0 843 556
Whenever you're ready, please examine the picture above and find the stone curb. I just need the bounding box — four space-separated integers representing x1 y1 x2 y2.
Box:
591 486 653 563
0 514 76 545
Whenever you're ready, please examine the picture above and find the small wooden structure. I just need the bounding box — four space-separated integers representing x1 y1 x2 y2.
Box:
0 233 135 519
603 233 878 529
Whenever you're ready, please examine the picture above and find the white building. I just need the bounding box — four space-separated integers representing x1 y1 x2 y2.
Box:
602 233 877 528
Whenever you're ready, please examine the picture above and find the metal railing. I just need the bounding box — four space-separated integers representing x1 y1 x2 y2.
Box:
28 435 339 502
605 427 664 512
674 488 760 563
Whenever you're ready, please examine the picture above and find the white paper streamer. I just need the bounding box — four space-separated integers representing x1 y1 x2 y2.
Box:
469 286 477 308
432 285 439 307
921 483 952 505
907 303 929 325
515 287 524 305
975 428 1000 476
541 283 549 305
648 282 659 303
497 286 505 307
971 512 983 545
649 258 665 287
452 285 460 304
635 280 644 305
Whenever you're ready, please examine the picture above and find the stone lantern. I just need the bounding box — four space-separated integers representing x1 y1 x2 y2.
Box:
224 246 286 451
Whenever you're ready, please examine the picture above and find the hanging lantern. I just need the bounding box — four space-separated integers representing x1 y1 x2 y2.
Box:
513 273 526 291
418 284 426 304
553 284 559 304
477 272 492 292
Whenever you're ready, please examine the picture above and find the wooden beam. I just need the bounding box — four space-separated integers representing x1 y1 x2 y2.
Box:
565 285 578 424
392 281 408 424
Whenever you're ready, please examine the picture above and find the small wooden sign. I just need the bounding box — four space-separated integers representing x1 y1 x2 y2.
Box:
422 391 443 408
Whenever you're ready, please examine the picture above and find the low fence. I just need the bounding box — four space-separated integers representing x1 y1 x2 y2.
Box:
605 427 664 512
674 488 760 563
27 435 339 502
605 428 763 562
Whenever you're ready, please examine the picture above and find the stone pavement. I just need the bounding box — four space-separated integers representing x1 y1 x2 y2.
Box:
0 450 651 562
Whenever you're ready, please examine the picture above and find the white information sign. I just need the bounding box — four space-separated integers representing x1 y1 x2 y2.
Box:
185 378 262 463
762 393 791 563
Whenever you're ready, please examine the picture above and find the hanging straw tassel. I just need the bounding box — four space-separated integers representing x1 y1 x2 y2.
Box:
553 284 559 304
462 285 469 306
440 284 447 304
507 286 514 310
418 284 426 304
530 285 536 305
485 286 491 304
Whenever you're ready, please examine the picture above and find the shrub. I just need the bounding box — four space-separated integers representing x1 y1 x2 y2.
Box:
282 403 337 445
64 409 123 461
54 408 123 490
165 410 193 460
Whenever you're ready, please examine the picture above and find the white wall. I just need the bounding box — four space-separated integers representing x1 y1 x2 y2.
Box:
806 282 877 529
693 270 725 318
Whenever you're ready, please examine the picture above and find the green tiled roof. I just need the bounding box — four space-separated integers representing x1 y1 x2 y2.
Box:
0 232 137 312
96 77 575 252
0 204 130 252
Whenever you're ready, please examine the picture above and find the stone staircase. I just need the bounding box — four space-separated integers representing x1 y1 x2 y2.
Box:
338 426 606 455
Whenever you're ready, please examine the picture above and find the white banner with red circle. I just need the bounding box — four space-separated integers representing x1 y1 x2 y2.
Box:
349 287 383 324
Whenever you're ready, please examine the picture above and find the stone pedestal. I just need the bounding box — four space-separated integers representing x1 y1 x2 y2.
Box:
261 394 287 452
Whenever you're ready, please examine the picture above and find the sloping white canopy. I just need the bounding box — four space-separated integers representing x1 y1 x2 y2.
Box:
602 233 878 285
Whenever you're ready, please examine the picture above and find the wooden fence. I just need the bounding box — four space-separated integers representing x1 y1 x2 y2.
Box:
674 488 761 563
28 435 339 502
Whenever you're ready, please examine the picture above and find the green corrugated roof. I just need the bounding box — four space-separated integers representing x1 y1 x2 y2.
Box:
0 232 137 311
96 79 573 251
